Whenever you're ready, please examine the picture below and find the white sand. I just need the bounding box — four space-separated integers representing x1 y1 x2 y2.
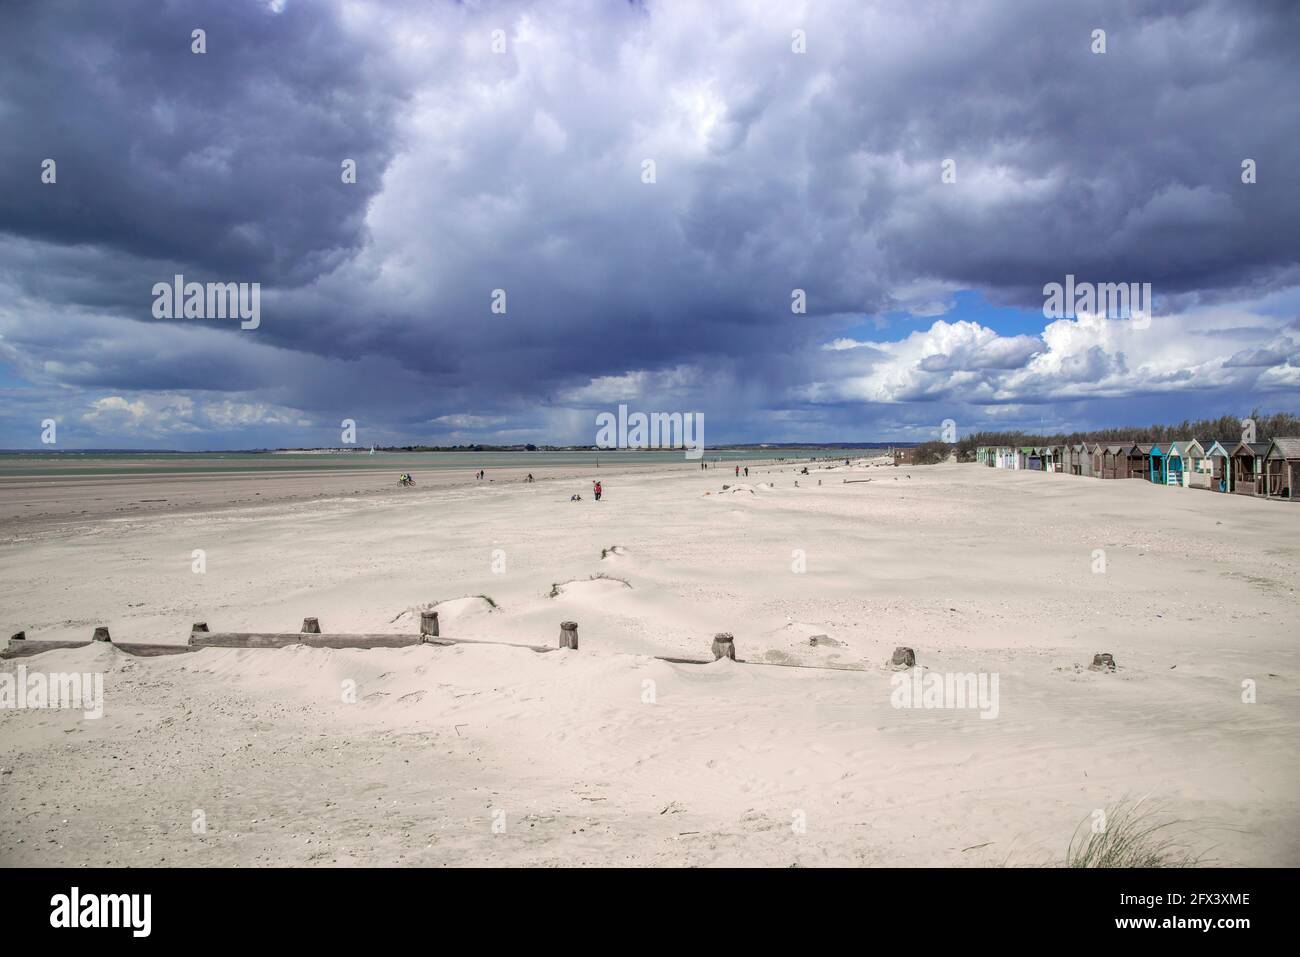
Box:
1 461 1297 866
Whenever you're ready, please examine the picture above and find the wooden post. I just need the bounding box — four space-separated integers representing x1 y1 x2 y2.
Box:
1089 653 1116 672
711 632 735 660
890 646 916 669
420 611 440 638
92 627 112 642
301 617 321 634
191 622 209 633
559 621 579 650
10 631 25 641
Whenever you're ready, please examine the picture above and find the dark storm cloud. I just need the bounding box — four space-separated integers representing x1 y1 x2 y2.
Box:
0 0 403 289
0 0 1297 446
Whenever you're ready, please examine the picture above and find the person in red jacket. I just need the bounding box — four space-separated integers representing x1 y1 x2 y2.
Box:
593 481 602 501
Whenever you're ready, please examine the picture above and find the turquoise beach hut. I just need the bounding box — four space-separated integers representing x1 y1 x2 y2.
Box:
1148 443 1166 484
1164 441 1189 487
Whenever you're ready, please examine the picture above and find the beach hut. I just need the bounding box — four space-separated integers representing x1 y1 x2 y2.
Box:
1132 443 1154 481
1263 438 1300 501
1067 443 1082 475
1126 443 1146 479
1102 443 1130 479
1049 444 1067 473
1089 441 1106 477
1077 442 1094 478
1148 444 1167 484
1204 441 1234 492
1230 441 1270 496
1180 440 1211 489
1163 441 1192 487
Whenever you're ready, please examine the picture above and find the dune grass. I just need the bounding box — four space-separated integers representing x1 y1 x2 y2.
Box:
1066 797 1208 868
548 572 631 598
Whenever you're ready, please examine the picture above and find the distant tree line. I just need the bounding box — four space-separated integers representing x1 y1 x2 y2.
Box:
917 409 1300 464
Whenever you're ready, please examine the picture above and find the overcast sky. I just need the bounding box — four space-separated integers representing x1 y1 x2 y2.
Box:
1 0 1298 449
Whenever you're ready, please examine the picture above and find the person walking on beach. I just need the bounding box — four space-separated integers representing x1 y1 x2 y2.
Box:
593 480 603 501
735 465 740 477
744 466 749 477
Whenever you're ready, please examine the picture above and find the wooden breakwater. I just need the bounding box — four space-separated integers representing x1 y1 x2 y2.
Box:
2 623 1074 677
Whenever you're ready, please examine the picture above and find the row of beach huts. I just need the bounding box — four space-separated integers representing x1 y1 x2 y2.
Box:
975 438 1300 500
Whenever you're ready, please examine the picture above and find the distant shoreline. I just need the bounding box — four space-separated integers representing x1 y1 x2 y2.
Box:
0 442 910 455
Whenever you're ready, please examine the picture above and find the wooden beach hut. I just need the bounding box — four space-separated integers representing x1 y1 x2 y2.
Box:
1053 444 1069 473
1180 439 1211 489
1204 440 1234 492
1099 444 1117 479
1263 438 1300 501
1164 441 1193 487
1044 444 1064 473
1132 443 1155 481
1126 443 1147 479
1102 443 1130 479
1089 441 1106 477
1076 442 1094 477
1148 443 1167 484
1231 441 1270 496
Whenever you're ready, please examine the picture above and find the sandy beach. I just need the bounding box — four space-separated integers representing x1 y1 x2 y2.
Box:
1 459 1297 867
